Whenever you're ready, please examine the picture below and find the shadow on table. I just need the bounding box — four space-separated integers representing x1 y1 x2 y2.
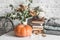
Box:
3 31 17 37
4 31 30 38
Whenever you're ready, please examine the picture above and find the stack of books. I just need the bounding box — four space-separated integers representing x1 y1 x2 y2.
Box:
30 18 44 26
28 16 45 28
27 17 45 35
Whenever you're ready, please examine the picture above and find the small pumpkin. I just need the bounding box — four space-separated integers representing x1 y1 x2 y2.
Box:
14 24 32 37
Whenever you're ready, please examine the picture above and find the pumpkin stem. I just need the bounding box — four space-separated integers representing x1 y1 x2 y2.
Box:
20 20 27 25
21 21 23 24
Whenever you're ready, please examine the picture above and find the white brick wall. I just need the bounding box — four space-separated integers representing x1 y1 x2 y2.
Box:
0 0 60 18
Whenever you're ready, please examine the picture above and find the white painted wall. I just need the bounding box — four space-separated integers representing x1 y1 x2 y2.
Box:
0 0 60 18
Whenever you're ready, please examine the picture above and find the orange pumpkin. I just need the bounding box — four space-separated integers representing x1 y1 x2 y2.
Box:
14 24 32 37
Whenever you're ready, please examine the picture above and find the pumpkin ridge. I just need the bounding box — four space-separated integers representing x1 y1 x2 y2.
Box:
21 27 26 36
